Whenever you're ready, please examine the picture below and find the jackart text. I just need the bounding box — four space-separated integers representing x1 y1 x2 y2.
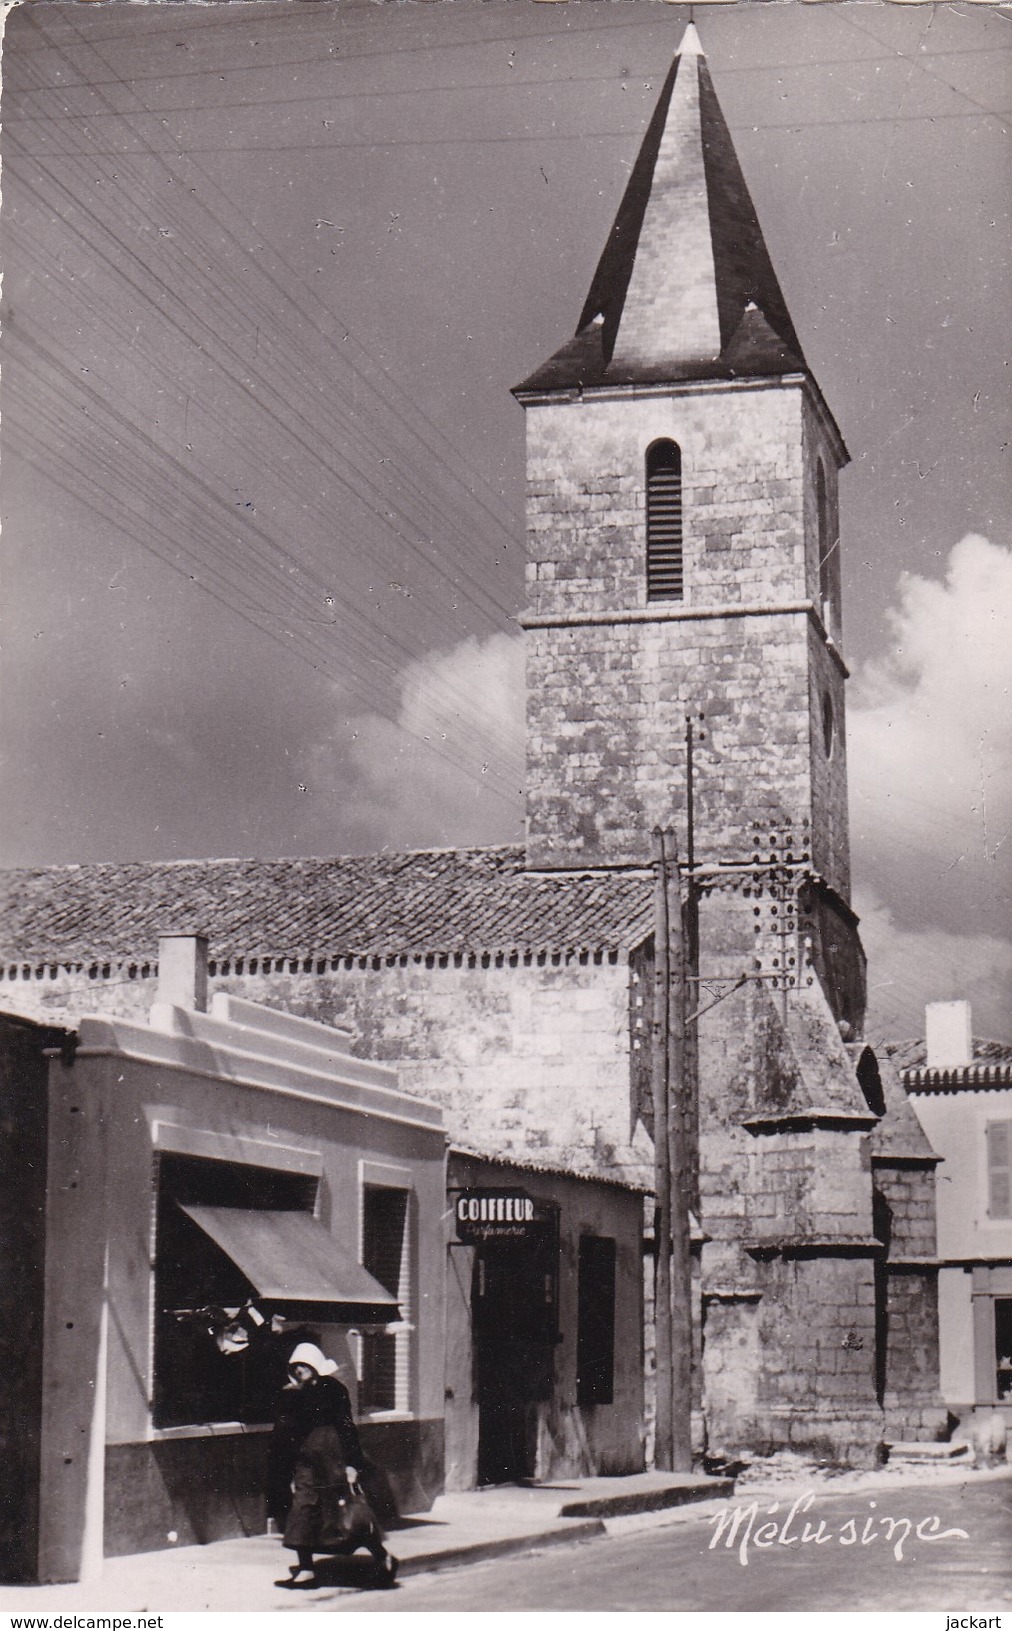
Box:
707 1491 969 1566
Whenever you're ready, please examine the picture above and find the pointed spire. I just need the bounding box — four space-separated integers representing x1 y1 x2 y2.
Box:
516 30 806 394
676 21 704 59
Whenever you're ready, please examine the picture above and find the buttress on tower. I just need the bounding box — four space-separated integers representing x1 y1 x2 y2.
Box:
514 24 944 1461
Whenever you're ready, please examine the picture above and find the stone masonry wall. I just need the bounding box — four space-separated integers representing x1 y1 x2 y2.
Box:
0 955 648 1184
874 1162 947 1441
689 930 884 1463
878 1267 946 1442
522 381 851 900
874 1163 938 1264
801 391 844 640
806 627 851 897
705 1254 883 1464
526 612 811 874
800 392 851 896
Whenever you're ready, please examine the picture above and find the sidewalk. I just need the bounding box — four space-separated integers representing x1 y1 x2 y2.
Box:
0 1472 732 1612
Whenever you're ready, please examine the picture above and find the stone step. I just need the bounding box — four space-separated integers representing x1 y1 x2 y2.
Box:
884 1440 971 1462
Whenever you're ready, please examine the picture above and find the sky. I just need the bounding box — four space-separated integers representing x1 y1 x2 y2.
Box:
1 0 1009 1040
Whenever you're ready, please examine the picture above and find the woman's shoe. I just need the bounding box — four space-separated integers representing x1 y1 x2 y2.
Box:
375 1551 399 1588
278 1564 317 1588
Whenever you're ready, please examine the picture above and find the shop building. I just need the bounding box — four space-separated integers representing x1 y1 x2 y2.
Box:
444 1150 646 1489
0 1011 73 1584
0 936 447 1583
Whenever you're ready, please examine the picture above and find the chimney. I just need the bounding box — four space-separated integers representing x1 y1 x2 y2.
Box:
925 1000 972 1070
155 934 209 1014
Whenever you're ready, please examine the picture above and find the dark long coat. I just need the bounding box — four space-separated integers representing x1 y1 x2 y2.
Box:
268 1376 379 1553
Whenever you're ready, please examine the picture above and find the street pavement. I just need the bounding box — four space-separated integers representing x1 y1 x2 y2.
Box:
301 1473 1012 1613
1 1466 1007 1614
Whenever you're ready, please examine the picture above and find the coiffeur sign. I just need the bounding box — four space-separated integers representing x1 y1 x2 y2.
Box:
455 1190 537 1243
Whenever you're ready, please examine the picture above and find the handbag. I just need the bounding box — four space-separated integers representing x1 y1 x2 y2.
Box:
316 1477 381 1554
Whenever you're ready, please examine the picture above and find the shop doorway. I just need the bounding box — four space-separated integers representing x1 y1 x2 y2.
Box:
472 1222 558 1485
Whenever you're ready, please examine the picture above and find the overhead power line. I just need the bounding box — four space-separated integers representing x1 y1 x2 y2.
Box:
17 8 521 559
18 44 1010 123
8 326 527 790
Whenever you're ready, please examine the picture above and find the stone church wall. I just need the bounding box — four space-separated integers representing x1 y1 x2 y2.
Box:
522 381 851 899
873 1161 946 1442
0 953 647 1182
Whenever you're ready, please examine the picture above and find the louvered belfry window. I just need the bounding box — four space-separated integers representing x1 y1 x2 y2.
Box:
646 440 683 601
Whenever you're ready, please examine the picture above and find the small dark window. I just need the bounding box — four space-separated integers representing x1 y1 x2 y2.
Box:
576 1235 616 1406
822 690 835 758
987 1123 1012 1219
854 1048 886 1119
646 441 683 602
995 1298 1012 1400
360 1186 408 1411
817 460 834 620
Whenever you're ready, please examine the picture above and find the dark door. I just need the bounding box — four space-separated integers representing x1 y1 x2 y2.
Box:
472 1225 558 1485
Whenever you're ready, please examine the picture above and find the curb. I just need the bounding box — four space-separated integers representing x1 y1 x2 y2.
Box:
559 1478 734 1520
397 1518 607 1578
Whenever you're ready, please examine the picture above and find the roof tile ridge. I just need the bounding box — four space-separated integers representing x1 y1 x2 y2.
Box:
0 842 528 876
520 864 653 880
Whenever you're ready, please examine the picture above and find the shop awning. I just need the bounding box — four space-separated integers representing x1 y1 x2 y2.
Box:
177 1204 398 1321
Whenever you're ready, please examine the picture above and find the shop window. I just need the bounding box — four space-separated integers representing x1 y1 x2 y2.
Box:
153 1153 317 1429
360 1185 410 1413
576 1235 616 1406
987 1121 1011 1218
646 440 683 602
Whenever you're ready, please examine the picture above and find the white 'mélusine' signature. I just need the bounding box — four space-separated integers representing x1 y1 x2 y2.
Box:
707 1491 969 1566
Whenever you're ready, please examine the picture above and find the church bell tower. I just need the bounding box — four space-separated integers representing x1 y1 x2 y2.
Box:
515 24 856 1020
512 34 950 1463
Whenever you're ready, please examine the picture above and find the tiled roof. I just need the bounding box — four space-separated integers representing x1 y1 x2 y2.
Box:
860 1049 940 1163
515 26 808 397
0 846 654 965
881 1036 1012 1092
449 1146 651 1194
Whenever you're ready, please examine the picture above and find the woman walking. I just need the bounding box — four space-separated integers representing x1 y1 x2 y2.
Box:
268 1341 398 1589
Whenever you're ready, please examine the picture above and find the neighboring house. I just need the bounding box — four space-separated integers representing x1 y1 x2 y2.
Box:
0 1012 72 1584
888 1001 1012 1423
1 930 649 1583
0 24 946 1467
0 940 449 1582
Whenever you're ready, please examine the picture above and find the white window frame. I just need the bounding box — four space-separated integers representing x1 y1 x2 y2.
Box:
357 1160 414 1418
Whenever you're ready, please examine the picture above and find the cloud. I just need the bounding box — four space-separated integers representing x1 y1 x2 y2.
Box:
299 546 1012 1043
311 631 526 852
857 886 1012 1043
848 533 1011 1034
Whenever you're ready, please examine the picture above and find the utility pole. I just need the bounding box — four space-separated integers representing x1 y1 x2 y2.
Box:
683 715 703 1214
650 826 674 1472
651 825 694 1473
666 843 694 1472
